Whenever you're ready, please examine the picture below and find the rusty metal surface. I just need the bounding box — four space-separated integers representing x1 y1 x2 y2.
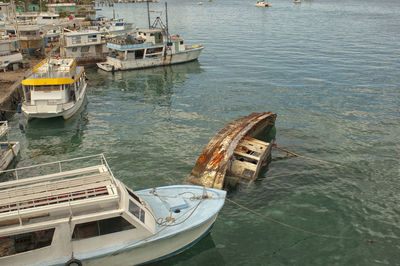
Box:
184 112 277 189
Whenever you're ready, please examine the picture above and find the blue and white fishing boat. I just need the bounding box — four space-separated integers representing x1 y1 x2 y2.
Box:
0 154 226 265
97 3 204 72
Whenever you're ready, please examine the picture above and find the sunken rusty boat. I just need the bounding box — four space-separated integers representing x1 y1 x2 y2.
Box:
184 112 277 189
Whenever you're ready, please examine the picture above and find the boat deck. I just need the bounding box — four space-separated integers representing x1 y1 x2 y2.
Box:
0 155 119 223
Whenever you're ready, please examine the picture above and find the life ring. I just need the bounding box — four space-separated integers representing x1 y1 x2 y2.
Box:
65 258 82 266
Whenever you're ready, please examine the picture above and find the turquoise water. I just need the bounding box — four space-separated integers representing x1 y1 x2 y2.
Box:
8 0 400 264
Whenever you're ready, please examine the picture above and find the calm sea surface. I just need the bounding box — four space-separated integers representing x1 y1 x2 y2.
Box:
8 0 400 264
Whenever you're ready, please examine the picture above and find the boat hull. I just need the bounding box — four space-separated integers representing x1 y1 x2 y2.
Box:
97 47 204 72
21 83 87 121
14 38 47 54
84 214 218 266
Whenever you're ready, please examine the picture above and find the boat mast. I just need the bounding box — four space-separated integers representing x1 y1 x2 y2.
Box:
112 4 115 20
147 0 151 29
10 0 21 52
165 2 169 41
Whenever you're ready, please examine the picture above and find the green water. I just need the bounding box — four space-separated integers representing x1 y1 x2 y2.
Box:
7 0 400 264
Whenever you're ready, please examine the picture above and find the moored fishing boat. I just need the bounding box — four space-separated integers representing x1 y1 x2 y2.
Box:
97 3 203 72
5 25 47 54
20 57 87 120
0 121 19 171
0 154 226 265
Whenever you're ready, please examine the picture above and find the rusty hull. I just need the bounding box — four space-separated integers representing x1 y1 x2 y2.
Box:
184 112 277 189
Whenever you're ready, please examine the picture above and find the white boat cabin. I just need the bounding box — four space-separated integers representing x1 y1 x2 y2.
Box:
21 57 86 119
60 30 107 61
0 40 22 70
107 28 187 62
36 13 60 25
0 155 155 265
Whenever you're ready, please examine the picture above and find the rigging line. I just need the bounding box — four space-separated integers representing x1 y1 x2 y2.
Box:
268 236 314 257
226 198 375 243
272 144 341 167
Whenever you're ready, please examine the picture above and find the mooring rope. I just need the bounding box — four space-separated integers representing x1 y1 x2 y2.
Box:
272 144 341 167
226 198 376 243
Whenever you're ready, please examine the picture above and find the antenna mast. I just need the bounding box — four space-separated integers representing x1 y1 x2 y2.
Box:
165 2 169 40
147 1 151 29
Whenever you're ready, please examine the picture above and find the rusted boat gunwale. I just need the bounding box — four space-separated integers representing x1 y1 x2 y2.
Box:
184 112 277 189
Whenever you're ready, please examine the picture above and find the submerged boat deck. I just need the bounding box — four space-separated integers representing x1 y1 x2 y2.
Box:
184 112 276 189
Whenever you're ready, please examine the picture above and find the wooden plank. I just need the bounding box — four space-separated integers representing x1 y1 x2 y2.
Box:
229 160 258 180
233 150 260 161
239 137 269 151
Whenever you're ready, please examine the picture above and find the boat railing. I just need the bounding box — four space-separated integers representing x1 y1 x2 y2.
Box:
0 154 117 186
0 154 120 220
0 121 8 139
33 70 73 79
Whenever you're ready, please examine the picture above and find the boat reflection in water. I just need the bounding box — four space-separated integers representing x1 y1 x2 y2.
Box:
17 99 88 158
93 60 203 106
156 233 226 265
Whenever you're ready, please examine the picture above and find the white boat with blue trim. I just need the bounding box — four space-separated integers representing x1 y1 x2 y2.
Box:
0 154 226 265
20 57 87 120
97 4 204 72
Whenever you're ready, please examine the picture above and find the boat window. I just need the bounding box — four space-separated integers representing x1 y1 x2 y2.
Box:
72 216 135 240
135 49 144 59
146 47 163 57
88 34 97 43
129 200 145 223
81 46 90 52
72 47 77 52
180 41 184 45
0 228 55 258
72 36 81 44
126 188 141 203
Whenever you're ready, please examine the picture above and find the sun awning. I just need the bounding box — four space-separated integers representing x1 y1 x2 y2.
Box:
21 78 75 86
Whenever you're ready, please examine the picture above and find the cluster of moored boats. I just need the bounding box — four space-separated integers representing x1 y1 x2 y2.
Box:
0 3 224 266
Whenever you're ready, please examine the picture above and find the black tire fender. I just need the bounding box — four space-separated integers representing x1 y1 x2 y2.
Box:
65 258 82 266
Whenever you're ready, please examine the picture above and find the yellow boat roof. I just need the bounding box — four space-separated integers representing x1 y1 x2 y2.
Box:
21 78 75 86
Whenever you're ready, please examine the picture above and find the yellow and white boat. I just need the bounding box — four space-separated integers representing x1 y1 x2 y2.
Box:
21 57 87 120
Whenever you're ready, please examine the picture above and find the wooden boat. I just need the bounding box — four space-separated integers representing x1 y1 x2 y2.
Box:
0 121 19 171
5 25 47 54
0 154 226 265
184 112 277 189
97 3 203 72
255 1 272 7
20 57 87 120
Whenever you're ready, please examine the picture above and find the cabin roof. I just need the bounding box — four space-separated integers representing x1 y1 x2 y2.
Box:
21 78 75 86
0 163 120 222
64 30 101 37
137 28 165 34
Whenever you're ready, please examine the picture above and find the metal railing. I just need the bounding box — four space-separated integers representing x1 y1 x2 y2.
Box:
0 154 116 185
